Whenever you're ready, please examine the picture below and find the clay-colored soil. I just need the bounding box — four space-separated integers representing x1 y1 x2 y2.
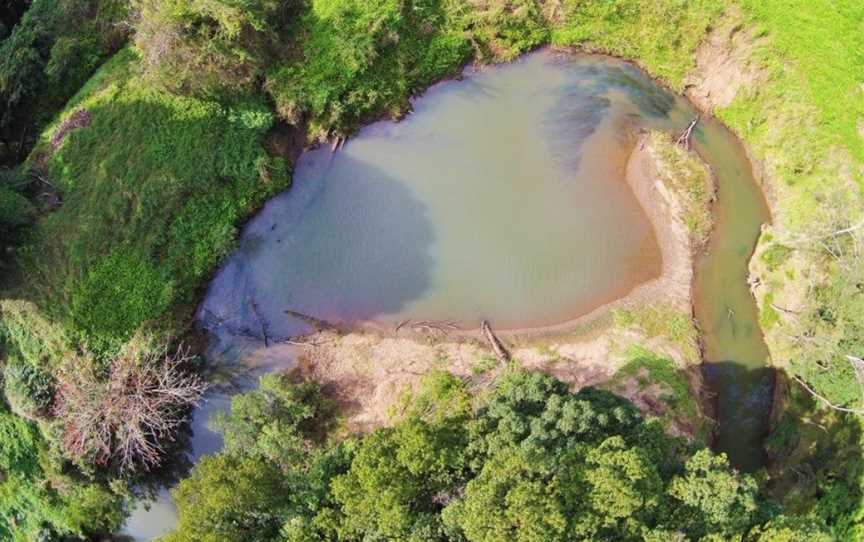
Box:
685 9 764 114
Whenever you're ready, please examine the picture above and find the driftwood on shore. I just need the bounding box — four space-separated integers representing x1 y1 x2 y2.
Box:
677 116 700 149
394 319 459 335
481 320 510 362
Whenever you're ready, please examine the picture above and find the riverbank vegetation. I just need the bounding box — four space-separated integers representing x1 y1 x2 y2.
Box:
165 370 828 541
0 0 862 539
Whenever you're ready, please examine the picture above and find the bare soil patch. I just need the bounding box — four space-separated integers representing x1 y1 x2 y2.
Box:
685 10 764 113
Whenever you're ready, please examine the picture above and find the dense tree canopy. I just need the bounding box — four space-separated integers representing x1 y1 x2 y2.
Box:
165 371 828 542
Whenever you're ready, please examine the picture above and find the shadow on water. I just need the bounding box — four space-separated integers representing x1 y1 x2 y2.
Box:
544 60 676 172
702 361 775 472
199 153 436 341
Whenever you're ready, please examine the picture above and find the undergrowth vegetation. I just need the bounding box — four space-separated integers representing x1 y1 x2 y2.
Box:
22 48 288 351
610 347 706 440
613 305 701 365
648 131 714 245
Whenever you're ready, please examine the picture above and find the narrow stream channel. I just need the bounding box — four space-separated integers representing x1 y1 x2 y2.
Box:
690 120 773 473
123 49 773 539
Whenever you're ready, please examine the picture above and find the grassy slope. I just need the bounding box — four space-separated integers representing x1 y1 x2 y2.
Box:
723 0 864 227
20 49 289 351
550 0 723 89
711 2 864 538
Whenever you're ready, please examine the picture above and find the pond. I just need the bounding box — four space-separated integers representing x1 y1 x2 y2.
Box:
124 49 772 539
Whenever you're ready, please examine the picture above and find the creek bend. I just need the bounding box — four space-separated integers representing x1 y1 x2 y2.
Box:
124 49 772 539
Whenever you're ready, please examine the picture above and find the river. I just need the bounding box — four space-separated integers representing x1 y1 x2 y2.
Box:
123 49 771 539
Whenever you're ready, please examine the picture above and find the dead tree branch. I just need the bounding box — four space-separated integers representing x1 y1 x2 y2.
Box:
54 341 207 472
284 309 337 332
677 116 700 149
792 374 864 415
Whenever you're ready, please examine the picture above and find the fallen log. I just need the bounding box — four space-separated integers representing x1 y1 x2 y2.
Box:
676 116 700 149
250 298 269 347
481 320 510 362
284 309 337 332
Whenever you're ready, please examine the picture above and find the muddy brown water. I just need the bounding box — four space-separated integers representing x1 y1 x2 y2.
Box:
123 49 772 539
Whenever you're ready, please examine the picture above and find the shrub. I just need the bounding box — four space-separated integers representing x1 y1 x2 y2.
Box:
69 248 174 350
265 0 470 138
53 336 206 471
3 361 54 420
0 299 69 368
132 0 297 95
465 0 550 61
0 406 125 541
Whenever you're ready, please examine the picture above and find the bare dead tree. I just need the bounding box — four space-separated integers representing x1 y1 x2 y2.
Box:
54 339 207 472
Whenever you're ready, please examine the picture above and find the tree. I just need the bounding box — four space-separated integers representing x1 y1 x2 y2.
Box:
0 0 128 162
210 372 334 470
330 416 468 540
667 450 759 537
164 370 796 542
441 449 571 542
52 336 206 471
580 436 664 538
164 453 291 542
466 370 643 468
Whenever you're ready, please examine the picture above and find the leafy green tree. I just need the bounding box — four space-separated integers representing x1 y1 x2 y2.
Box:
165 370 803 542
441 449 571 542
748 514 833 542
330 416 468 540
579 436 664 538
667 450 760 537
0 0 128 161
466 370 643 467
210 372 334 469
164 453 291 542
